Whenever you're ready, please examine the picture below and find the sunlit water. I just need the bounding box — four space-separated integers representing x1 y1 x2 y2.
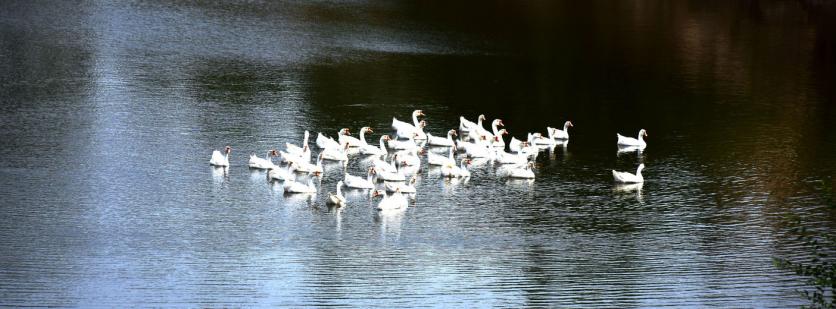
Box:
1 1 834 307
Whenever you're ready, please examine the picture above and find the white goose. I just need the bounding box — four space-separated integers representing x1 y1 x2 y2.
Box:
376 159 406 182
209 146 231 167
285 130 311 157
268 162 296 181
612 164 645 183
344 168 376 189
504 162 535 179
388 133 420 151
472 118 501 142
316 129 349 149
463 135 493 159
441 159 472 178
459 114 485 134
392 110 427 140
427 146 456 166
360 135 390 157
385 176 417 193
394 148 422 167
427 129 457 147
531 126 565 146
295 153 324 176
373 189 409 211
248 149 278 170
321 143 350 162
341 127 372 148
326 181 347 207
617 129 648 149
549 121 573 140
491 128 509 148
494 147 528 165
284 177 317 193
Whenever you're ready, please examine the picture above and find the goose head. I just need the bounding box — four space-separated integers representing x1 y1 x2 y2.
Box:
493 119 504 127
564 121 574 130
414 110 425 117
478 114 486 121
363 127 373 134
448 129 457 137
639 129 648 138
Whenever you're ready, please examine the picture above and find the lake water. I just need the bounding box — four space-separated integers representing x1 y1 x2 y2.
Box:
1 0 834 307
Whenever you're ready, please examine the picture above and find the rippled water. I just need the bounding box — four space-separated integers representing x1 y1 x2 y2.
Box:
1 0 834 307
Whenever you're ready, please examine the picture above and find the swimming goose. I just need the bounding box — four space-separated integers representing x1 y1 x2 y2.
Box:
385 176 417 193
428 146 456 166
248 149 278 170
388 132 420 151
340 127 372 148
326 181 347 207
617 129 648 149
459 114 485 134
393 110 427 140
494 147 528 165
505 162 535 179
549 121 573 140
268 162 296 181
284 177 317 193
373 189 408 211
316 129 348 149
427 129 457 147
360 135 390 157
210 146 232 167
285 130 311 157
344 167 376 189
612 164 645 183
321 143 350 162
441 159 472 178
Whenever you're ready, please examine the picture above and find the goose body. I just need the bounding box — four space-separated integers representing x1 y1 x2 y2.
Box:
494 148 528 165
284 178 317 193
441 159 471 178
392 110 427 140
209 146 231 167
268 163 295 181
427 147 456 166
340 127 371 148
612 164 645 183
360 135 389 157
385 176 417 193
427 129 457 147
248 150 278 170
295 153 324 175
388 134 420 151
374 190 409 211
394 149 421 167
321 144 349 161
505 162 535 179
285 130 311 158
344 168 376 189
550 121 573 140
326 181 347 207
616 129 648 149
316 130 347 150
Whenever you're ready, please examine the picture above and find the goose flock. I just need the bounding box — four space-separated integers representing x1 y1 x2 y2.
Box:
209 110 648 211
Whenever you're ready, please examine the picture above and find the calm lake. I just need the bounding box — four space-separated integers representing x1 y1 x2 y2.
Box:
1 0 834 307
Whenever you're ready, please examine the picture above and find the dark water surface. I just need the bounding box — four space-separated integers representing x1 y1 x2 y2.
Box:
1 1 834 307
